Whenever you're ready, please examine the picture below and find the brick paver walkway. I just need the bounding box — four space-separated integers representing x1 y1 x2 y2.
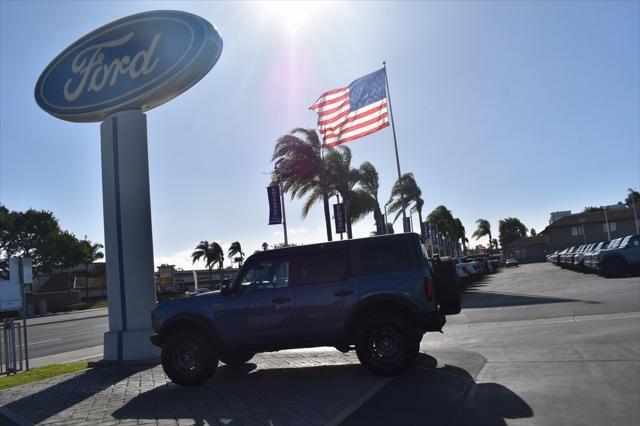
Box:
0 350 387 426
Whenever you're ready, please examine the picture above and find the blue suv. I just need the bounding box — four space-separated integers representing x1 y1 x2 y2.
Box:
150 233 460 386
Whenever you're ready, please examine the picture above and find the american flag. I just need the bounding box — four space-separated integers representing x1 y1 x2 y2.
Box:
310 68 389 147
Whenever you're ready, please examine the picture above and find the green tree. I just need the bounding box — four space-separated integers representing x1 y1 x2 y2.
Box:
492 239 500 251
388 173 424 233
0 207 63 274
453 218 468 255
472 219 493 255
191 241 224 286
530 228 537 237
325 146 361 239
427 206 455 235
583 206 601 213
261 242 268 251
498 217 528 249
349 162 384 235
272 128 333 241
228 241 245 268
625 189 640 208
79 239 104 305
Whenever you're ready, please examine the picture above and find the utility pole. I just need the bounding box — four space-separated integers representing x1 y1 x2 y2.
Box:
604 206 611 241
580 219 586 244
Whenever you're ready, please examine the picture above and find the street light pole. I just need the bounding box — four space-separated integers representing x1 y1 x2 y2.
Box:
630 188 639 234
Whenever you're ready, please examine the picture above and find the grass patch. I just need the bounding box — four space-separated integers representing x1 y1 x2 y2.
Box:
0 362 88 390
65 298 108 312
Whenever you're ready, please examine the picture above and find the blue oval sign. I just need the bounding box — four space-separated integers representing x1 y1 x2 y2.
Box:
35 10 223 122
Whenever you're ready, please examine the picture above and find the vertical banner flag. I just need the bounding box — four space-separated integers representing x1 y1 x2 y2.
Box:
422 222 430 239
310 69 389 147
267 186 282 225
334 203 346 234
403 217 412 233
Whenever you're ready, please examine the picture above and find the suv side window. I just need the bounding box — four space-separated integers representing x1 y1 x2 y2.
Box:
298 249 349 286
359 241 412 274
236 259 289 292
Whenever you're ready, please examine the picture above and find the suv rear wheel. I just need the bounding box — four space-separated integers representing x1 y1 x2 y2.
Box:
220 350 255 366
161 330 218 386
355 316 419 376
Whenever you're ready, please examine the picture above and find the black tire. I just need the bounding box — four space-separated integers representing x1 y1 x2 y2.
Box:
161 330 218 386
355 316 419 376
433 258 462 315
603 257 627 278
220 350 255 366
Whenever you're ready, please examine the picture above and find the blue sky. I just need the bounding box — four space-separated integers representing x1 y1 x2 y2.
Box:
1 1 638 269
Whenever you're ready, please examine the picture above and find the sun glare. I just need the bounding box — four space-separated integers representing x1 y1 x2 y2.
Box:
262 1 329 36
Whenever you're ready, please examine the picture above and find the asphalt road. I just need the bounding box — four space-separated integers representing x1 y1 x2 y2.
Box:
25 310 108 360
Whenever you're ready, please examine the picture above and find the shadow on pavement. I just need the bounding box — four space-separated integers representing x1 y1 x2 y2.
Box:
1 351 533 426
2 366 147 425
341 354 533 426
461 290 599 309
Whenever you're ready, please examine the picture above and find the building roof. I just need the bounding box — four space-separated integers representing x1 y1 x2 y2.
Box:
505 235 550 249
541 207 636 233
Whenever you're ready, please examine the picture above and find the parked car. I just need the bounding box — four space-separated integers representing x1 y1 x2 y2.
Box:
455 261 470 284
593 234 640 277
505 258 519 267
587 238 622 271
573 243 597 270
488 254 503 270
584 241 610 271
150 233 461 386
559 246 577 268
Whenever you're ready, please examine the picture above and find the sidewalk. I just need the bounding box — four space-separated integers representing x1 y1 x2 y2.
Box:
28 345 103 368
0 347 486 426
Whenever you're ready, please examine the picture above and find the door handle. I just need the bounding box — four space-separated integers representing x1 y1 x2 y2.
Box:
272 297 291 304
334 290 354 297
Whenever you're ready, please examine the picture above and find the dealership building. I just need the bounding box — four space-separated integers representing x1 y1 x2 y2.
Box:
505 205 639 263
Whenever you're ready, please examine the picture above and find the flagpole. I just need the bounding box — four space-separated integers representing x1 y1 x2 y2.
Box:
383 61 408 230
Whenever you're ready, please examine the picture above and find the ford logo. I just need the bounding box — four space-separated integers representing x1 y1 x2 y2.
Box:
35 10 223 122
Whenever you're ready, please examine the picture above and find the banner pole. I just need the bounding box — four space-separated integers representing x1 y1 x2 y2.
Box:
279 181 288 247
383 61 408 230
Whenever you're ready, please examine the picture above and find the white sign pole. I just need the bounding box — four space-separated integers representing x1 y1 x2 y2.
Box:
101 110 159 362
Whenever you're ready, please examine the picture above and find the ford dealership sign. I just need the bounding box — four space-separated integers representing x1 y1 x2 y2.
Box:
35 10 223 122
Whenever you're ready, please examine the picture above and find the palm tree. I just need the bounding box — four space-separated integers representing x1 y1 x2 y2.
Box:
472 219 493 255
228 241 245 268
272 128 332 241
80 239 104 306
388 173 424 234
324 146 361 239
191 241 224 287
453 218 467 255
349 162 384 235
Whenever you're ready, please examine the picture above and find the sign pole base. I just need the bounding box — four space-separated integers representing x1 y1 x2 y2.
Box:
100 110 159 361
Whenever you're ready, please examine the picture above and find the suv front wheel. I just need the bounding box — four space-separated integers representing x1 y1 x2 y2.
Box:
161 330 218 386
355 316 419 376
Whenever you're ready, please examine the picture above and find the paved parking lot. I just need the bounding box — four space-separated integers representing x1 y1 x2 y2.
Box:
1 263 639 425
